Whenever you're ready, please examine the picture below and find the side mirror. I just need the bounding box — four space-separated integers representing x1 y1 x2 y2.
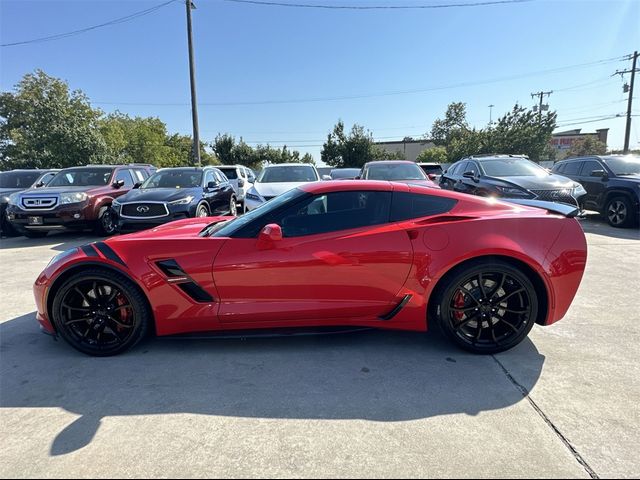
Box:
427 174 437 181
207 181 216 189
133 182 142 189
35 182 45 188
463 171 478 182
322 175 332 181
591 169 607 179
354 175 361 180
112 179 125 189
257 223 283 249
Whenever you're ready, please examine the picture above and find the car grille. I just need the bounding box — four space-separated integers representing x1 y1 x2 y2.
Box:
121 202 169 218
530 189 578 206
21 196 58 210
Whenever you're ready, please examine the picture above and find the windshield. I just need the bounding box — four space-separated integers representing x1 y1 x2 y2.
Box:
48 168 114 187
202 188 306 237
604 155 640 175
142 170 202 189
480 158 548 177
257 165 318 183
331 169 361 179
218 168 238 180
365 163 426 181
0 171 41 189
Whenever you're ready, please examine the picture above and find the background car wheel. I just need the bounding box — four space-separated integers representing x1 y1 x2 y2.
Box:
95 207 116 235
229 195 237 216
605 196 637 228
196 203 209 217
51 268 151 356
21 229 48 239
434 260 538 354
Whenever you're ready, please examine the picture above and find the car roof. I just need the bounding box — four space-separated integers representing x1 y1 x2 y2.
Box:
263 163 316 168
461 155 528 162
364 160 416 166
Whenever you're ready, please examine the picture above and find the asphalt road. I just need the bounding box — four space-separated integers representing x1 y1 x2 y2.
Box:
1 216 639 478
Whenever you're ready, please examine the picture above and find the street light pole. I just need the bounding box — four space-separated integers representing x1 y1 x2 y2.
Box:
185 0 201 166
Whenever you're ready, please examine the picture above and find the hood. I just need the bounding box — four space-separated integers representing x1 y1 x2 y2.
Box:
108 216 232 242
615 174 640 183
20 186 103 195
253 182 311 198
118 187 201 203
485 174 578 190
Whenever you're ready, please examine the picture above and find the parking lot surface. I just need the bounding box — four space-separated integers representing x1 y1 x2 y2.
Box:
1 216 639 478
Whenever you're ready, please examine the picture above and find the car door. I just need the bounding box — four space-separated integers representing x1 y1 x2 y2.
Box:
440 162 460 190
212 190 414 324
577 159 607 209
452 161 474 194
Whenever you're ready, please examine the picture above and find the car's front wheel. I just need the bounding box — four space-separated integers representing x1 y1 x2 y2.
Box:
605 195 637 228
196 203 209 218
51 268 151 356
229 195 238 216
435 260 538 354
95 207 117 236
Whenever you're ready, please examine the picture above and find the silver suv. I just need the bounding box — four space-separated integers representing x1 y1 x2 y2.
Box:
216 165 255 206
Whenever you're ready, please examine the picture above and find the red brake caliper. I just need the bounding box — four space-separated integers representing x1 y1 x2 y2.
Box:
453 290 466 321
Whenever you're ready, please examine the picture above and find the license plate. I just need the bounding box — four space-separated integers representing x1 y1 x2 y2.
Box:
28 216 43 225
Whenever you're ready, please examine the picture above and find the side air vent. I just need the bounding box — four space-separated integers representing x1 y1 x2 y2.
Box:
155 259 214 303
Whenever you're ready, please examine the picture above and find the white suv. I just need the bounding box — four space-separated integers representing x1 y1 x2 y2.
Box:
217 165 254 205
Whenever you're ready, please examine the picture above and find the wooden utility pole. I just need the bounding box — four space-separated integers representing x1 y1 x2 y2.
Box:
615 51 639 153
185 0 201 166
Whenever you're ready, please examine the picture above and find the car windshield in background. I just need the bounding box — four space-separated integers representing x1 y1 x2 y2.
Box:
203 187 306 238
367 163 426 181
257 166 318 183
421 165 444 175
0 171 41 189
331 169 361 179
604 155 640 175
218 169 238 179
142 170 202 189
481 159 548 177
48 168 114 187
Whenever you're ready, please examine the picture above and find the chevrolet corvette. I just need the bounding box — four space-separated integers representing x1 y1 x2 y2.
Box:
34 180 587 356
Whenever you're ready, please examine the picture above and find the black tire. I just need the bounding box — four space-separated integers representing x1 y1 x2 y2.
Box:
434 259 538 354
51 268 151 356
605 195 637 228
196 203 209 218
229 195 238 216
94 207 117 236
21 229 48 239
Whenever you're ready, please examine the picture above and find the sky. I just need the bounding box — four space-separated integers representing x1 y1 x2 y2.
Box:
1 0 639 164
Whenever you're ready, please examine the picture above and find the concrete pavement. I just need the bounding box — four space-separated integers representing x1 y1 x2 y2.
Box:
0 217 638 478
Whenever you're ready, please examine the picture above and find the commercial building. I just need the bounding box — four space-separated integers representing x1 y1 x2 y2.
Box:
374 138 435 162
550 128 609 160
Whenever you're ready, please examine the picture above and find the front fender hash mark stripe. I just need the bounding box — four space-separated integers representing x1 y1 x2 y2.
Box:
80 244 99 257
379 294 413 321
156 259 215 303
93 242 126 267
156 259 187 277
177 282 214 303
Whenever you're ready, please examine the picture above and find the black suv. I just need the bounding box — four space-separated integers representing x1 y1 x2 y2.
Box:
440 154 586 207
552 155 640 228
112 167 237 232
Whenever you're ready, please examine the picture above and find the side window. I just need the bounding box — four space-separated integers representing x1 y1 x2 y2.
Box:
459 161 473 174
553 163 565 173
39 172 56 185
563 162 582 176
449 162 464 176
467 161 479 176
204 170 216 186
579 160 602 176
216 170 227 183
275 191 392 237
114 169 134 188
132 169 147 182
391 192 458 221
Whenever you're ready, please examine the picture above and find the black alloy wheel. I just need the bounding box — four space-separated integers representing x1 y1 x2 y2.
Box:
96 208 117 235
51 269 150 356
436 260 537 354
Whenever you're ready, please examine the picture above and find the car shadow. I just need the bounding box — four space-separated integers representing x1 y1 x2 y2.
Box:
0 232 106 251
0 312 545 456
579 215 639 241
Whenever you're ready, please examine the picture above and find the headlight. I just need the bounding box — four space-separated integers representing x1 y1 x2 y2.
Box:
246 188 263 202
495 186 531 197
1 195 9 204
573 183 587 196
169 196 194 205
8 192 20 205
59 192 88 204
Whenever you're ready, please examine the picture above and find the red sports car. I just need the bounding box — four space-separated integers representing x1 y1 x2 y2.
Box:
34 180 587 356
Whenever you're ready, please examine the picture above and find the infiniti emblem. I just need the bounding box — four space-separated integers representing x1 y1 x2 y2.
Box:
137 205 150 213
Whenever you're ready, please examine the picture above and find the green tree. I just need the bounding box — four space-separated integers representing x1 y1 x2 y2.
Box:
321 120 387 168
430 102 469 145
416 146 448 164
0 70 108 169
564 136 607 158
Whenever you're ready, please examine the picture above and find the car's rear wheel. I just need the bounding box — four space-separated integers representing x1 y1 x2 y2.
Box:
196 203 209 217
51 269 151 356
435 260 537 354
605 196 637 228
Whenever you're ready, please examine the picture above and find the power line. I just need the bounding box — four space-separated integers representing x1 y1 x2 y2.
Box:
221 0 533 9
556 114 624 128
1 0 180 47
92 55 627 107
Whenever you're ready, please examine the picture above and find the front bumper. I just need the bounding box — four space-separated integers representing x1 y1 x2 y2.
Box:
113 204 193 232
6 202 93 231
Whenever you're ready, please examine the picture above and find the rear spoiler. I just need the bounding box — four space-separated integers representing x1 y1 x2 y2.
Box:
503 199 583 218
